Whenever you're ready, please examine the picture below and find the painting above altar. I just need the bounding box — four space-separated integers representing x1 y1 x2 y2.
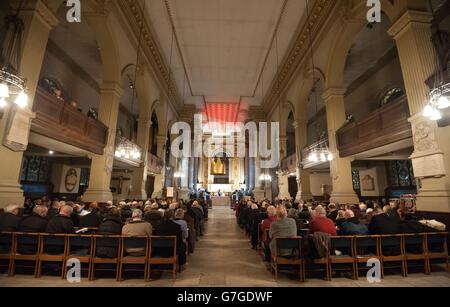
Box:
211 157 226 175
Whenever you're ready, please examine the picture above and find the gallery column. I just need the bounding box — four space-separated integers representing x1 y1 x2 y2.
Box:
388 10 450 213
83 82 123 203
293 119 313 201
152 135 167 199
323 88 359 204
0 0 58 208
277 136 291 200
129 116 152 200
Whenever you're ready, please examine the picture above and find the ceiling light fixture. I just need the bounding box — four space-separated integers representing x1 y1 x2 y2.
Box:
422 0 450 121
0 2 29 109
305 0 334 163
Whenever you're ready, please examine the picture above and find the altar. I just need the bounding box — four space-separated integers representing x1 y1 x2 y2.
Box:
212 196 231 207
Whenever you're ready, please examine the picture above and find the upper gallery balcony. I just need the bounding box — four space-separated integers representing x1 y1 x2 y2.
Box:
32 87 108 155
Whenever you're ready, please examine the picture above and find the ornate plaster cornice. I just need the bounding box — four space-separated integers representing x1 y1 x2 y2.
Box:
262 0 336 114
115 0 182 113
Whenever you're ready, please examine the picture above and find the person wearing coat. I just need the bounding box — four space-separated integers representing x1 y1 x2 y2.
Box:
144 204 164 229
95 208 123 258
121 209 152 256
269 206 298 257
45 205 75 234
19 206 48 233
154 209 186 267
0 204 21 232
338 210 369 235
79 203 103 228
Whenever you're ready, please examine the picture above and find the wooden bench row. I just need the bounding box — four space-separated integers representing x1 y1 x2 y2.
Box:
270 232 449 282
0 232 178 282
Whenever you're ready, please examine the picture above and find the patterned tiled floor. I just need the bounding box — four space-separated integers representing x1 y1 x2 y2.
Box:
1 206 449 287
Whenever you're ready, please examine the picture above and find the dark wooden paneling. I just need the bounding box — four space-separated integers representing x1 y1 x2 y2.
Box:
337 96 412 157
31 88 108 155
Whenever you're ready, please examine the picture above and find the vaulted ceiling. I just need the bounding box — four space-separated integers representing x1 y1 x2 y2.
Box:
145 0 308 118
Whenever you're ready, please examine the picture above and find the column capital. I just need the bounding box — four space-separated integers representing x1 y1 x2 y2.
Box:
100 81 124 98
322 87 346 102
21 0 59 30
156 135 167 145
137 117 152 128
387 10 433 38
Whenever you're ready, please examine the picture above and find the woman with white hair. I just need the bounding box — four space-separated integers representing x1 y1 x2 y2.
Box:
0 204 21 232
308 205 337 236
269 206 297 257
174 208 189 242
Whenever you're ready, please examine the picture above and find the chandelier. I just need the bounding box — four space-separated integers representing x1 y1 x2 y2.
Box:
307 147 334 163
174 171 185 179
0 10 28 109
115 136 142 161
305 0 334 164
422 0 450 121
259 174 272 182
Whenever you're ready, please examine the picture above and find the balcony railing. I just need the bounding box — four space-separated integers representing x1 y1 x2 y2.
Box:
147 153 164 175
336 95 412 158
32 87 108 155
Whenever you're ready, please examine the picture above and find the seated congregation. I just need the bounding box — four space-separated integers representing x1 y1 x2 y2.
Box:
235 199 449 281
0 198 209 281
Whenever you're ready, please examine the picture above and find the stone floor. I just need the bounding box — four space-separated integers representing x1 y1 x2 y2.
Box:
1 206 449 287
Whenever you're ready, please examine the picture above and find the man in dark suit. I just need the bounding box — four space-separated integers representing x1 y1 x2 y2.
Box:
0 204 21 232
46 205 75 234
368 206 402 235
79 203 102 228
19 206 48 233
154 209 186 267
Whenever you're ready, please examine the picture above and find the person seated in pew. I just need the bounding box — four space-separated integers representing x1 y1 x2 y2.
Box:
308 205 337 236
46 205 75 234
79 202 103 228
122 209 152 256
98 208 123 235
338 210 369 235
154 209 186 269
144 203 164 229
174 209 189 244
269 206 297 257
368 205 402 235
47 200 61 220
261 206 278 262
19 205 48 233
0 204 21 232
327 203 338 222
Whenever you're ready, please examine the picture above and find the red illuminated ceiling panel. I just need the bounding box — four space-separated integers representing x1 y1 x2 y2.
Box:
204 103 240 124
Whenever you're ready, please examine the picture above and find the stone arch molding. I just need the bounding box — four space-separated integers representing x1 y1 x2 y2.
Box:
46 0 122 86
324 0 401 89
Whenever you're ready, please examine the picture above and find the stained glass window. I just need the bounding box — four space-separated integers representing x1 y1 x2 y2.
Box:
387 160 416 187
20 156 50 183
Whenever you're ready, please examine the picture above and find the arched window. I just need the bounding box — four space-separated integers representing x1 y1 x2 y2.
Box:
379 87 405 106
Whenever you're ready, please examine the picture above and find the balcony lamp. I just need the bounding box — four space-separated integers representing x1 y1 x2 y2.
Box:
422 0 450 120
0 11 29 109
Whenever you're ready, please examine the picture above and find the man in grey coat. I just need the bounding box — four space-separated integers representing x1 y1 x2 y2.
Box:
269 206 298 257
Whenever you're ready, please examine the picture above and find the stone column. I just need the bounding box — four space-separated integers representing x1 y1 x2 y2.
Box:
83 82 123 203
293 120 313 201
178 157 190 200
253 155 265 201
323 88 359 205
277 136 291 200
388 11 450 213
152 135 167 199
129 117 152 200
0 0 58 208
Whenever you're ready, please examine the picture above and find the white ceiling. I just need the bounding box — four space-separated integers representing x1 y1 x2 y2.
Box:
146 0 307 114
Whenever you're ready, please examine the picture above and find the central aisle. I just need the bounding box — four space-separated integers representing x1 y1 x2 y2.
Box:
177 206 277 287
